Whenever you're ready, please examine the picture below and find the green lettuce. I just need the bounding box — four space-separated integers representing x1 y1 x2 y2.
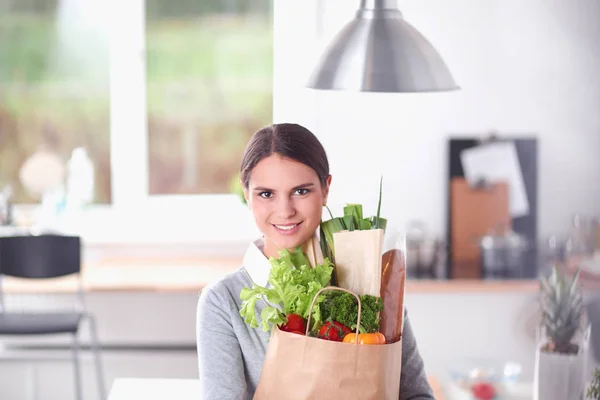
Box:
239 246 333 332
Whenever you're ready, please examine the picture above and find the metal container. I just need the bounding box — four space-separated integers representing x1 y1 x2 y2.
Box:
479 228 529 279
406 221 446 279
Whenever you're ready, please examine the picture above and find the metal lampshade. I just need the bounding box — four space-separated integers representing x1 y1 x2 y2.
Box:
306 0 459 93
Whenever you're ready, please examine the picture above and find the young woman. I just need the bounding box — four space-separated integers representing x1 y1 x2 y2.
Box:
196 123 434 399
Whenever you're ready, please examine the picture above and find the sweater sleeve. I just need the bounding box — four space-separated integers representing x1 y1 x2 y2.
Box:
399 310 435 400
196 285 247 400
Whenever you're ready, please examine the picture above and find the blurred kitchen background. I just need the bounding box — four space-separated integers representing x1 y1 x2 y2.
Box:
0 0 599 399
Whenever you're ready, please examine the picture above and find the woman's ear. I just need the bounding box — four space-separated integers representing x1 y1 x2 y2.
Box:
322 175 332 206
242 181 250 205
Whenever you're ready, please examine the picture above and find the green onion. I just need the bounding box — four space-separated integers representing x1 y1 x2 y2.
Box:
371 176 386 230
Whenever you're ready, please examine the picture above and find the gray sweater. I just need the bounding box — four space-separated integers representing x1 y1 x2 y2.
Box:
196 266 435 400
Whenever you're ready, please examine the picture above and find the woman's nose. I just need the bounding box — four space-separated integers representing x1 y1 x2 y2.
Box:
276 197 296 219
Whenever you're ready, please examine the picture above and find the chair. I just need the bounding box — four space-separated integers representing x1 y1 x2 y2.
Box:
0 234 106 400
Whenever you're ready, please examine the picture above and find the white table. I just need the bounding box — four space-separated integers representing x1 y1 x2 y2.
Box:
108 376 448 399
108 378 202 400
107 377 534 400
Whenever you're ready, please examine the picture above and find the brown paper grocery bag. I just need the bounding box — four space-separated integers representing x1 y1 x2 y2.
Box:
333 229 384 296
254 287 403 400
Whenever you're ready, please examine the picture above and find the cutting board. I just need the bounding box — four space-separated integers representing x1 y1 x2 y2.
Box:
446 137 538 279
450 178 511 279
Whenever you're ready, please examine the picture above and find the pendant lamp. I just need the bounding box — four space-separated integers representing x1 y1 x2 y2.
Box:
306 0 459 93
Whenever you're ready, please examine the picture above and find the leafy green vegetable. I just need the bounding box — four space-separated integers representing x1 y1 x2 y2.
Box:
320 291 384 334
239 246 334 332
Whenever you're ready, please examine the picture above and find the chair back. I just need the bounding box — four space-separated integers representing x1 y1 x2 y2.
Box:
0 235 81 279
0 235 84 313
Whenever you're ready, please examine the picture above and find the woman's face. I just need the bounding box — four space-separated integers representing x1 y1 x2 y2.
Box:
244 154 331 258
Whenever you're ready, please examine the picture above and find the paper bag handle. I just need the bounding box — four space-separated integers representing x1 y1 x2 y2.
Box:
305 286 362 343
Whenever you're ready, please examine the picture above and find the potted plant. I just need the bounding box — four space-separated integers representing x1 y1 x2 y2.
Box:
587 367 600 400
534 266 590 400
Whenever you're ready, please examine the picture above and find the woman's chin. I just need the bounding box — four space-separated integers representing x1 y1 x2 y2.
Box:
277 237 304 251
272 231 311 251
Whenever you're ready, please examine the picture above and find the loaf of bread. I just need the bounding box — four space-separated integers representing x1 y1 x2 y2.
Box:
379 249 406 344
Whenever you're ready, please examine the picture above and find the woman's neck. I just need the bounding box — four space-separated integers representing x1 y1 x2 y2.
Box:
261 235 315 260
262 237 281 259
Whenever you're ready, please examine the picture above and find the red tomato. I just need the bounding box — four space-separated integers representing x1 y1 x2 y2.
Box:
290 331 304 335
279 314 306 333
471 382 496 400
318 321 352 341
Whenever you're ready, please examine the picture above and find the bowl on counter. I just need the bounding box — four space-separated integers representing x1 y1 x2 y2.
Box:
448 358 522 400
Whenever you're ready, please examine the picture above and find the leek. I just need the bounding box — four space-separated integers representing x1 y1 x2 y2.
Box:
319 177 387 281
319 224 338 286
321 218 346 257
342 215 355 231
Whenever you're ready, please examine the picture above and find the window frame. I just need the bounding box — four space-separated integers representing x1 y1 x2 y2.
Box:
12 0 323 249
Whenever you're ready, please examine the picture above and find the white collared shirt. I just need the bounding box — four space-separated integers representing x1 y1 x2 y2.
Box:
242 238 272 287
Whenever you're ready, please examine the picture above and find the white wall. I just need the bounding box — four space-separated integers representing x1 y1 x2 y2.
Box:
274 0 600 239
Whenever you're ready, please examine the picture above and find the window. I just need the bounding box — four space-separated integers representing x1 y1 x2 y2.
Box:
145 0 273 195
3 0 297 245
0 0 111 204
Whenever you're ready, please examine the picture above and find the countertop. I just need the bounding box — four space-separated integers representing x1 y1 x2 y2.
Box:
5 255 595 294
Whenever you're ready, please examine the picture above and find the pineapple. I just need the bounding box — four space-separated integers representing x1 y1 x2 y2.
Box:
539 266 585 354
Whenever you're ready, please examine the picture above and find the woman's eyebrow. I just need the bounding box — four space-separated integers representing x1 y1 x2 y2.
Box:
291 182 315 190
252 182 315 192
252 186 273 192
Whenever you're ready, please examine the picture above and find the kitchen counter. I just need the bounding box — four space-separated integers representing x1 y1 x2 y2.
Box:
2 222 598 293
6 255 597 294
3 257 583 392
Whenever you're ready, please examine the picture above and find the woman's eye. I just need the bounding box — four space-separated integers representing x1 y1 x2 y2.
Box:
259 191 273 199
294 188 310 196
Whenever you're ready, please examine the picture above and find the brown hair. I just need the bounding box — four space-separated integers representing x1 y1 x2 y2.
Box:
240 123 329 189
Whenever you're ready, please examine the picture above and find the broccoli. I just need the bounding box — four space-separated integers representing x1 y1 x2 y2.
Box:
320 291 383 333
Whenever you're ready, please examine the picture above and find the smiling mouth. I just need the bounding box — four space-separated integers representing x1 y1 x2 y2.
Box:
272 222 302 231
